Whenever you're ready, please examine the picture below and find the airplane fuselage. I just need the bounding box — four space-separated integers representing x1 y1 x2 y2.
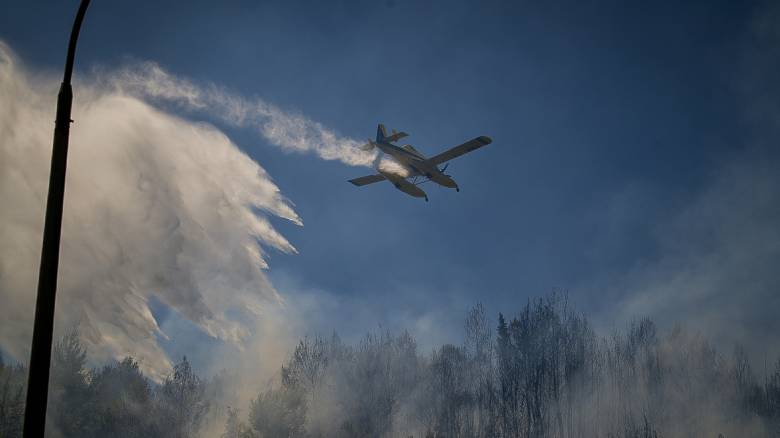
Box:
374 141 459 190
348 124 491 201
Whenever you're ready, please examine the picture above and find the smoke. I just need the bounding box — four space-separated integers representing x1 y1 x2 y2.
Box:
588 2 780 371
0 40 369 381
235 299 778 438
102 60 382 168
606 157 780 367
98 61 413 176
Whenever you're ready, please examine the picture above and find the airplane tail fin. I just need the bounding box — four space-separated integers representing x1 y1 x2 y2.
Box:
376 124 388 142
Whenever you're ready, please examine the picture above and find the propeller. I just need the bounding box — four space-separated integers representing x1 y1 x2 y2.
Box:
440 163 449 174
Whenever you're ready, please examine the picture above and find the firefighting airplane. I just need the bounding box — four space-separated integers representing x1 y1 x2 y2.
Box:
348 124 492 201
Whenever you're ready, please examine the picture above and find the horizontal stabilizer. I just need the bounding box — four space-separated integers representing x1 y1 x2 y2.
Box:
384 131 409 143
348 174 386 186
359 140 376 151
377 123 409 143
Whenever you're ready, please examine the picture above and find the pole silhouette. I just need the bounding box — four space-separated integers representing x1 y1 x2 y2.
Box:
23 1 91 437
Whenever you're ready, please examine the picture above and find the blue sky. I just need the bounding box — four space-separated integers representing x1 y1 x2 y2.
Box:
3 0 778 371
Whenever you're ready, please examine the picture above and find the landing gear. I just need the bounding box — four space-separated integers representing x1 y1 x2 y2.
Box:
425 196 429 202
455 187 460 192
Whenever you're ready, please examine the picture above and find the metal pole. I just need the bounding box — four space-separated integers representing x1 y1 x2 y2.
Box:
23 1 91 437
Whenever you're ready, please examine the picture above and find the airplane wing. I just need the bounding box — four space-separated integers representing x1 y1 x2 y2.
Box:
427 136 492 166
348 174 386 186
402 144 425 159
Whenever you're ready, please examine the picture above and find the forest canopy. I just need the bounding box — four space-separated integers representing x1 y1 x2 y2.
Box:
2 294 779 438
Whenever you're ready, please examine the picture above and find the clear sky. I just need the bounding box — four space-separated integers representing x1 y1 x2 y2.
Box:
2 0 778 374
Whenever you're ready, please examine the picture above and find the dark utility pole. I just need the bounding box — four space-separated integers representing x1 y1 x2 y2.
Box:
23 1 91 437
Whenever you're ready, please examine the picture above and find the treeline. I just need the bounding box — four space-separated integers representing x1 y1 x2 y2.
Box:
2 295 780 437
239 296 780 437
0 331 220 438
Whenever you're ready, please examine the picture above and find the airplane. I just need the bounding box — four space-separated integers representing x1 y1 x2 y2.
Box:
348 124 492 201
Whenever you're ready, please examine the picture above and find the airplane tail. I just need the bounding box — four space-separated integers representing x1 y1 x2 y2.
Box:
376 124 409 143
376 124 388 143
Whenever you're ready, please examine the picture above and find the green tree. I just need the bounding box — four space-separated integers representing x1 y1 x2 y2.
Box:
156 356 208 438
91 357 155 437
249 388 306 438
0 357 26 438
48 331 95 437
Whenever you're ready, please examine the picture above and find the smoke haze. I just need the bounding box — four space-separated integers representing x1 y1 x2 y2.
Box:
105 61 378 167
0 40 361 380
590 4 780 369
